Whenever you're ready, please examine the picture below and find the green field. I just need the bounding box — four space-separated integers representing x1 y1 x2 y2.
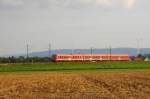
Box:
0 62 150 73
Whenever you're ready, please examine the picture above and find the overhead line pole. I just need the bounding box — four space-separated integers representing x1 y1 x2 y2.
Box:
136 38 143 55
49 43 51 63
71 49 74 54
91 47 93 55
109 46 112 62
90 47 93 62
26 44 29 63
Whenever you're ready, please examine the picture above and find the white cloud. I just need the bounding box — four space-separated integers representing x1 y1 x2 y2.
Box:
0 0 24 7
95 0 112 6
81 0 137 9
80 0 112 6
122 0 136 9
0 0 137 10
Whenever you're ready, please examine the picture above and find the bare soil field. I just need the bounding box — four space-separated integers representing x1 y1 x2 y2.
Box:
0 71 150 99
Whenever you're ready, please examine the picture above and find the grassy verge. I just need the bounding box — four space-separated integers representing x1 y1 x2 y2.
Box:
0 62 150 73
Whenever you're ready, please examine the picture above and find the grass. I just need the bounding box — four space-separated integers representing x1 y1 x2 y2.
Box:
0 62 150 73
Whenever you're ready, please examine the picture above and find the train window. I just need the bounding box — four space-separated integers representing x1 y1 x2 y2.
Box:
84 56 87 58
64 56 67 58
59 56 62 58
72 56 78 59
113 56 118 58
102 56 107 58
73 56 76 59
93 56 99 58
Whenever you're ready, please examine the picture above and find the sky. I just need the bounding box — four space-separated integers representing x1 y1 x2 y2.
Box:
0 0 150 56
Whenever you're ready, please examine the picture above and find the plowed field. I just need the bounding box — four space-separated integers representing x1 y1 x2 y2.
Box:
0 72 150 99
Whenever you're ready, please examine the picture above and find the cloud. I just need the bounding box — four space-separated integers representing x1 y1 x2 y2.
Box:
0 0 136 10
0 0 24 7
95 0 112 6
80 0 137 9
122 0 136 9
85 0 137 9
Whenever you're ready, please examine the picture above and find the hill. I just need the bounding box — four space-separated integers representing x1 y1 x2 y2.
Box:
29 48 150 57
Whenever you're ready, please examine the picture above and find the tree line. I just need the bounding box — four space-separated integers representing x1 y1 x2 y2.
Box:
0 56 52 63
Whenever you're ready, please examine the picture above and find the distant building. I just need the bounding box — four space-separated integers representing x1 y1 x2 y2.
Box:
129 56 135 61
134 54 144 61
144 57 150 61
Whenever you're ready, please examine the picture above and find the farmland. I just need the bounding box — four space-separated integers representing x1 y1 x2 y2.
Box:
0 72 150 99
0 62 150 99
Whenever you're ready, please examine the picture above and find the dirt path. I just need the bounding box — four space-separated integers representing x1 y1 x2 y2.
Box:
0 71 150 99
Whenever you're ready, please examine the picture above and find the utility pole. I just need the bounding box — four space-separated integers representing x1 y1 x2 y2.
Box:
26 44 29 63
90 47 93 61
71 49 74 54
91 47 93 55
49 43 51 62
136 38 142 55
109 46 112 61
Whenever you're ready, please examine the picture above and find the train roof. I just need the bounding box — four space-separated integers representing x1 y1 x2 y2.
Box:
55 54 129 56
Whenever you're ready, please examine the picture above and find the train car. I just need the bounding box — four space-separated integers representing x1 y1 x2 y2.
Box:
52 54 129 62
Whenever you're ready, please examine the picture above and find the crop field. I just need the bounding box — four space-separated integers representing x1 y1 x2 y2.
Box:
0 72 150 99
0 62 150 99
0 62 150 72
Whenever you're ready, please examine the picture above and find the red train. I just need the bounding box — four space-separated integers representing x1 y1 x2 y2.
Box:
52 54 129 62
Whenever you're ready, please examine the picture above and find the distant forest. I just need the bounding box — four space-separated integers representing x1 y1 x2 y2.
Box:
0 56 51 63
